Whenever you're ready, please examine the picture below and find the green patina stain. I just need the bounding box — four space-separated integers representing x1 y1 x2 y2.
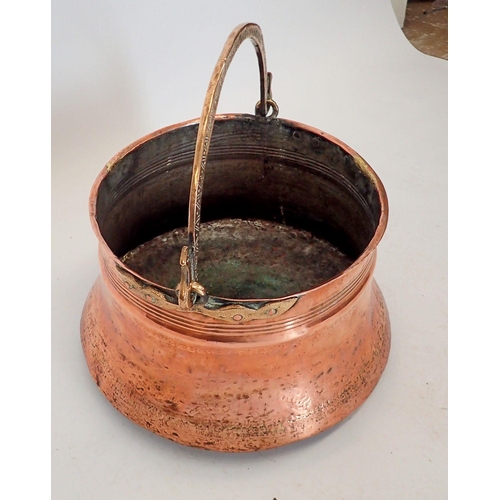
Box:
122 219 353 300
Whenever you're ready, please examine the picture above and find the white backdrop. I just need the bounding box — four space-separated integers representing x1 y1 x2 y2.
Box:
52 1 447 498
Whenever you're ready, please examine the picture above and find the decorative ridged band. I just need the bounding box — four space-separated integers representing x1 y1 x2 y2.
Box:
101 250 375 340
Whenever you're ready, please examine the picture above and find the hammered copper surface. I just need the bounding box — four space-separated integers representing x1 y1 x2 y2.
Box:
80 22 391 452
81 253 390 451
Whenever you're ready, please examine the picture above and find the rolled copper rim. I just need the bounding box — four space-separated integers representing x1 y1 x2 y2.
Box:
89 21 388 327
89 114 388 326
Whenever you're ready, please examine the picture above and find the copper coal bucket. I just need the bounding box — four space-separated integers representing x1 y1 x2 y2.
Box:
81 23 390 452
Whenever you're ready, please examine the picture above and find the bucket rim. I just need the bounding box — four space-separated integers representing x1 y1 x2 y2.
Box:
89 113 389 308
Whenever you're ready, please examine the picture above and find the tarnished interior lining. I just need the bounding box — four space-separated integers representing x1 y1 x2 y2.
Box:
96 116 381 297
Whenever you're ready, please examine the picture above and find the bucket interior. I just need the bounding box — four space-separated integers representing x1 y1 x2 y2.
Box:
96 116 382 299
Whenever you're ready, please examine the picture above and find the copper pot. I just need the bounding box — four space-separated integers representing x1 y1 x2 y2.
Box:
81 23 390 452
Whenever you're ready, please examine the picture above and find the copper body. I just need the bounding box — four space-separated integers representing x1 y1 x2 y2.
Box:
81 24 390 452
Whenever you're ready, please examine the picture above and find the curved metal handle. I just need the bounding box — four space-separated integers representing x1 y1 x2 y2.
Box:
176 22 278 310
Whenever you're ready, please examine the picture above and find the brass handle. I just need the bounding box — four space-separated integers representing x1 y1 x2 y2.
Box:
176 23 278 310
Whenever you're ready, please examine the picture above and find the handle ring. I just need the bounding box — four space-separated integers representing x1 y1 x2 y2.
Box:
255 98 279 119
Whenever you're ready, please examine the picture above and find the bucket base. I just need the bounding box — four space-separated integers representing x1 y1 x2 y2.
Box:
81 276 390 452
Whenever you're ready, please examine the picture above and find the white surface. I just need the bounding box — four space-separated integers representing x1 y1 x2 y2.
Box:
391 0 407 28
52 1 447 499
